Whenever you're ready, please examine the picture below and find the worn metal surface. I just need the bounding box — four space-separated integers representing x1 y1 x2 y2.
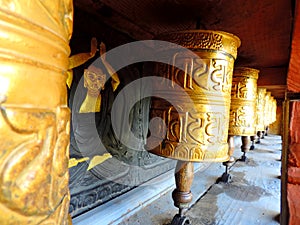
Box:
0 0 73 224
146 30 240 162
228 67 259 136
256 88 267 132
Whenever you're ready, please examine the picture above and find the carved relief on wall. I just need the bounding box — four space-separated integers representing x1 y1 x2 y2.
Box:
68 61 175 217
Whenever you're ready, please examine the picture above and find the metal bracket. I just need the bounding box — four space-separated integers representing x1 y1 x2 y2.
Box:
170 214 191 225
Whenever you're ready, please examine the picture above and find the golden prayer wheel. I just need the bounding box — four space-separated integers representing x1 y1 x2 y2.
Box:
146 30 241 162
221 67 258 173
264 92 272 127
265 95 276 136
256 88 267 131
146 30 240 222
269 96 274 124
271 96 277 124
271 98 277 124
0 1 73 224
228 67 259 136
262 91 273 137
270 98 274 124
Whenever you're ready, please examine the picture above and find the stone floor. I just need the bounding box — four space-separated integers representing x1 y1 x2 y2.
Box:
119 134 282 225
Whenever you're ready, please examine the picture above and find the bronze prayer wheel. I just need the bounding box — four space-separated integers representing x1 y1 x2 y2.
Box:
228 67 259 136
0 1 73 224
256 88 267 131
146 30 241 162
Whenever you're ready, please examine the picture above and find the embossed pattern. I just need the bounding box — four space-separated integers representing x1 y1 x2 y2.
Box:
256 88 267 131
228 67 259 136
146 30 240 162
0 107 71 224
157 30 241 59
0 1 73 224
264 92 272 126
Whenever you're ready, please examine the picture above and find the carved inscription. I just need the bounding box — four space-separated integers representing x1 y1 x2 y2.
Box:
256 88 266 131
147 30 240 162
155 54 233 95
230 106 250 127
228 68 259 136
229 101 257 135
148 102 228 161
231 77 257 99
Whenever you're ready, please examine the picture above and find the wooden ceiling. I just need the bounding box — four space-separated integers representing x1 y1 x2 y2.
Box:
74 0 294 99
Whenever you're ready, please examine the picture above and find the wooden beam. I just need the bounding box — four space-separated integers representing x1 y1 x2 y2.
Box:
257 67 287 86
74 0 154 40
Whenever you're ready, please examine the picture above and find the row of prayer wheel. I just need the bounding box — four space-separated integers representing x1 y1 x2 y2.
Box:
256 88 277 133
147 31 277 164
0 2 278 222
145 30 278 224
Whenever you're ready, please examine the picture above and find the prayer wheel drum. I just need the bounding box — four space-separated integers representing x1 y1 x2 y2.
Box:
269 96 275 124
256 88 267 131
0 2 73 224
228 67 259 136
271 98 277 124
146 30 241 162
264 92 272 127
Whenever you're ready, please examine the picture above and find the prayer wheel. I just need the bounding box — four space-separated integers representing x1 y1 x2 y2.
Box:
263 92 272 137
220 67 259 181
255 88 267 143
256 88 267 131
229 67 259 161
265 95 275 136
250 87 266 149
228 67 259 136
0 1 73 224
146 30 240 224
271 98 277 124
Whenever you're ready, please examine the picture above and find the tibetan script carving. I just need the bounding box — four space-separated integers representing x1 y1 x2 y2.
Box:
147 30 240 162
228 67 259 136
